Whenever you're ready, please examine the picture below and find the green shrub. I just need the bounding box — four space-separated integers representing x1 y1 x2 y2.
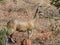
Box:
0 25 11 45
49 23 60 36
0 28 7 45
0 0 3 2
50 0 60 8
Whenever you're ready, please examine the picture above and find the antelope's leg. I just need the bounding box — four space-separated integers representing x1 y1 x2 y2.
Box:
28 29 34 39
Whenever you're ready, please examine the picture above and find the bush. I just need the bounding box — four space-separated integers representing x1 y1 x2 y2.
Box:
0 25 9 45
0 29 7 45
0 0 3 2
50 0 60 8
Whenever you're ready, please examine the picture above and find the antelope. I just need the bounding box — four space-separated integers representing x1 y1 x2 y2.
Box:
7 7 39 35
7 7 39 43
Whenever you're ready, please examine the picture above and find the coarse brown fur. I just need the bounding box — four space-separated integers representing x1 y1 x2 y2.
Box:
7 7 39 34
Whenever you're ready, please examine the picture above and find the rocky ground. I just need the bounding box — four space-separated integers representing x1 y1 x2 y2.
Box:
0 0 60 45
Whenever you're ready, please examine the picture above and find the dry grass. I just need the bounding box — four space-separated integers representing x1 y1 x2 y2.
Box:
0 0 60 45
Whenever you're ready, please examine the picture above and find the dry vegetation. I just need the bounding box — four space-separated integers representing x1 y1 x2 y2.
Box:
0 0 60 45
